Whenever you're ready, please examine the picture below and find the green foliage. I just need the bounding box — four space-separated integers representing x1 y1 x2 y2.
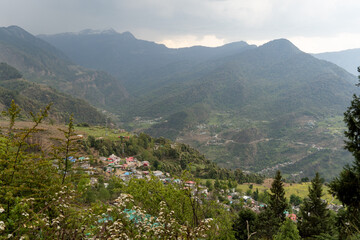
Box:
0 76 106 124
273 219 301 240
330 85 360 238
51 114 80 184
232 208 257 240
289 194 302 206
256 171 288 239
298 173 333 238
269 171 288 222
0 101 233 239
84 131 264 184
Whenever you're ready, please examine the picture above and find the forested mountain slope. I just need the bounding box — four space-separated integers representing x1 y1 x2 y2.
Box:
0 26 128 111
38 29 360 179
0 62 106 124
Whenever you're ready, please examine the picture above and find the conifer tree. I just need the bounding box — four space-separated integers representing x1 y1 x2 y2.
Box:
256 170 287 239
329 67 360 237
269 170 288 222
298 172 332 238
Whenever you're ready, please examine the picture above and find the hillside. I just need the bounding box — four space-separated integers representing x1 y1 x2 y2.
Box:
313 48 360 76
38 30 360 180
0 62 106 124
0 26 128 111
118 39 356 180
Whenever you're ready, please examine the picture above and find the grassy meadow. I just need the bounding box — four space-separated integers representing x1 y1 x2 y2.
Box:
236 179 339 204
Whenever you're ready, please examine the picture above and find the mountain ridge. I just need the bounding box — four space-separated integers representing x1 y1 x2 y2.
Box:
13 26 360 179
313 48 360 76
0 26 128 112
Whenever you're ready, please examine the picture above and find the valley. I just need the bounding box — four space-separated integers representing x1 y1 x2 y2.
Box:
0 26 358 181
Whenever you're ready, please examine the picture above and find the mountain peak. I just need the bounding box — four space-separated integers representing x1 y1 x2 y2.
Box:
120 31 135 39
0 25 33 39
260 38 300 53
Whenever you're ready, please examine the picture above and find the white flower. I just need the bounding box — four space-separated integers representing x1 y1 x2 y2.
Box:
0 207 4 213
0 221 5 231
22 212 29 217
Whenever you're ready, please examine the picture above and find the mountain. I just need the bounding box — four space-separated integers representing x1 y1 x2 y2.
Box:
0 26 128 111
39 30 358 180
0 62 106 124
313 48 360 76
126 39 357 180
38 30 256 93
123 39 356 122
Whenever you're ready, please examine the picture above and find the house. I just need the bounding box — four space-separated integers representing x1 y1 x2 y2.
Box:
81 163 91 169
287 213 297 222
121 164 128 170
185 181 196 187
152 171 164 178
142 161 150 167
126 157 134 162
243 196 252 202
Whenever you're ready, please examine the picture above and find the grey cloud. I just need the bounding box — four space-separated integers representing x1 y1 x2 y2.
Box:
1 0 360 48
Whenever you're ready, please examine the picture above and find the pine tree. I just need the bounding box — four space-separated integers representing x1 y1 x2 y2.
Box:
256 170 288 239
329 67 360 237
269 170 288 222
298 172 332 238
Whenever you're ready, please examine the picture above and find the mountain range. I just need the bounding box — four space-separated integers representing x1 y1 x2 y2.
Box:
0 26 128 111
1 26 359 180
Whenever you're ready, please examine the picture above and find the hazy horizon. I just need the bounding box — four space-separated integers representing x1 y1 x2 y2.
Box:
2 0 360 53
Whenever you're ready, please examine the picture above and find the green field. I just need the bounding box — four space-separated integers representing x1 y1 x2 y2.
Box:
236 182 339 204
75 126 132 141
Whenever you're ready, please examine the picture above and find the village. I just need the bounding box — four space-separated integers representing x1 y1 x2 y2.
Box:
68 153 343 225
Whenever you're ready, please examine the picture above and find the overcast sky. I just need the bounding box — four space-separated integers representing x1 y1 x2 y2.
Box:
1 0 360 53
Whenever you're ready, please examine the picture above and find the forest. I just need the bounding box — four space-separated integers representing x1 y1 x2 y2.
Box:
0 90 359 240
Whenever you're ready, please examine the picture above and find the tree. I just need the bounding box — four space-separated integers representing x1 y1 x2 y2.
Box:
255 171 288 239
273 219 301 240
233 208 257 240
214 179 221 190
251 188 259 201
51 114 80 184
205 179 214 192
298 172 332 238
269 170 288 222
289 194 302 206
329 67 360 237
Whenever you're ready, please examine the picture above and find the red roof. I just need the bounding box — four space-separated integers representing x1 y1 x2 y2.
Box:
126 157 134 161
